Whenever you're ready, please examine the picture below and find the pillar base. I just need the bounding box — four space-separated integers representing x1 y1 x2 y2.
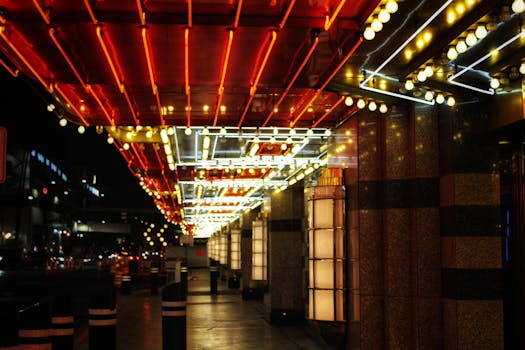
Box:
270 308 305 325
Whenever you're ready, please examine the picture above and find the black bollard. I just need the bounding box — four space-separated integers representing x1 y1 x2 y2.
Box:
180 262 188 298
0 300 18 349
209 260 218 295
150 266 159 295
18 301 52 350
121 274 131 295
162 283 186 350
51 293 74 350
88 288 116 350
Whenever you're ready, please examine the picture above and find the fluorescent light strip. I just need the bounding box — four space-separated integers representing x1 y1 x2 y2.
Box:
447 31 524 94
360 0 453 103
361 0 453 87
448 80 494 95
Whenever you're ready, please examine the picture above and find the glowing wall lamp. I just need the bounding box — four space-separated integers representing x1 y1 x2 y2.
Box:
252 218 268 281
230 228 241 270
307 169 345 322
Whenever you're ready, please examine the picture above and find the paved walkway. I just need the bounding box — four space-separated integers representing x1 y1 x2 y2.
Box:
76 268 331 350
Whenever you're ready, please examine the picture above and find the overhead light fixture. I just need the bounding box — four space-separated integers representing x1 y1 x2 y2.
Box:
520 62 525 75
379 103 388 113
424 64 434 77
107 136 114 144
220 127 227 135
417 70 427 82
378 7 390 23
456 39 467 54
363 26 376 40
371 17 383 32
446 96 456 106
465 31 478 46
404 79 414 90
490 77 500 89
202 127 209 135
185 127 192 135
424 91 434 101
368 101 377 111
356 98 366 109
78 125 86 134
512 0 525 13
344 96 353 106
385 0 398 13
447 46 458 60
59 118 67 127
475 24 488 39
123 143 130 150
435 93 445 104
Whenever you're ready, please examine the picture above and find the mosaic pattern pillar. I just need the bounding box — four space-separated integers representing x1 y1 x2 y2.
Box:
439 103 503 350
348 103 442 349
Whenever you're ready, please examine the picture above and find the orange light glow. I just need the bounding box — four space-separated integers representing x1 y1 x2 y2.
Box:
262 35 319 127
49 28 114 125
54 84 90 126
141 28 158 96
96 27 125 93
0 28 52 93
312 96 345 127
136 0 146 25
32 0 51 25
83 0 99 24
291 37 362 127
234 0 243 28
279 0 296 29
238 31 277 127
185 28 191 127
188 0 193 28
324 0 347 31
213 30 234 126
0 58 18 77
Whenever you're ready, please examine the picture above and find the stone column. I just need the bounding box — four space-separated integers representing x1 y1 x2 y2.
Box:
347 102 442 349
269 184 305 324
439 102 503 349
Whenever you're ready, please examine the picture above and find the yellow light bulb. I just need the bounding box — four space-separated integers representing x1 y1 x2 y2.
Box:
344 96 353 106
405 79 414 90
379 103 388 114
363 26 376 40
357 98 366 109
435 93 445 104
385 0 398 13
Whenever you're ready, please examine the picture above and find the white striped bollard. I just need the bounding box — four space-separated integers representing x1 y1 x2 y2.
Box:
162 283 186 350
88 288 116 350
180 263 188 298
18 301 52 350
121 274 131 295
150 266 159 295
209 261 219 295
51 294 74 350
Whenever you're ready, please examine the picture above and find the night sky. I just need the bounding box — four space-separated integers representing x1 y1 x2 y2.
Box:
0 69 155 209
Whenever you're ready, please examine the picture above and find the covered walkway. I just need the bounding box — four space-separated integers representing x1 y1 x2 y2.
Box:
75 268 330 350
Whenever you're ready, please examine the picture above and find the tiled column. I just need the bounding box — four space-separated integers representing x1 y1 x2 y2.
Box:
269 185 305 324
439 104 503 350
348 103 441 349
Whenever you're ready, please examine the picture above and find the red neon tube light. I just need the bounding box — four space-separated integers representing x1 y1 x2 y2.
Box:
291 37 362 127
54 84 90 126
324 0 347 31
262 35 319 127
312 95 345 127
238 31 277 127
0 58 18 77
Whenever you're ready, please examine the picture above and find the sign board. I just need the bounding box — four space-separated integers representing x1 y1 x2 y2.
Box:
0 126 5 183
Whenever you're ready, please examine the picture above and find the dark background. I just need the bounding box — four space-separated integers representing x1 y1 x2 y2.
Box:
0 69 155 210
